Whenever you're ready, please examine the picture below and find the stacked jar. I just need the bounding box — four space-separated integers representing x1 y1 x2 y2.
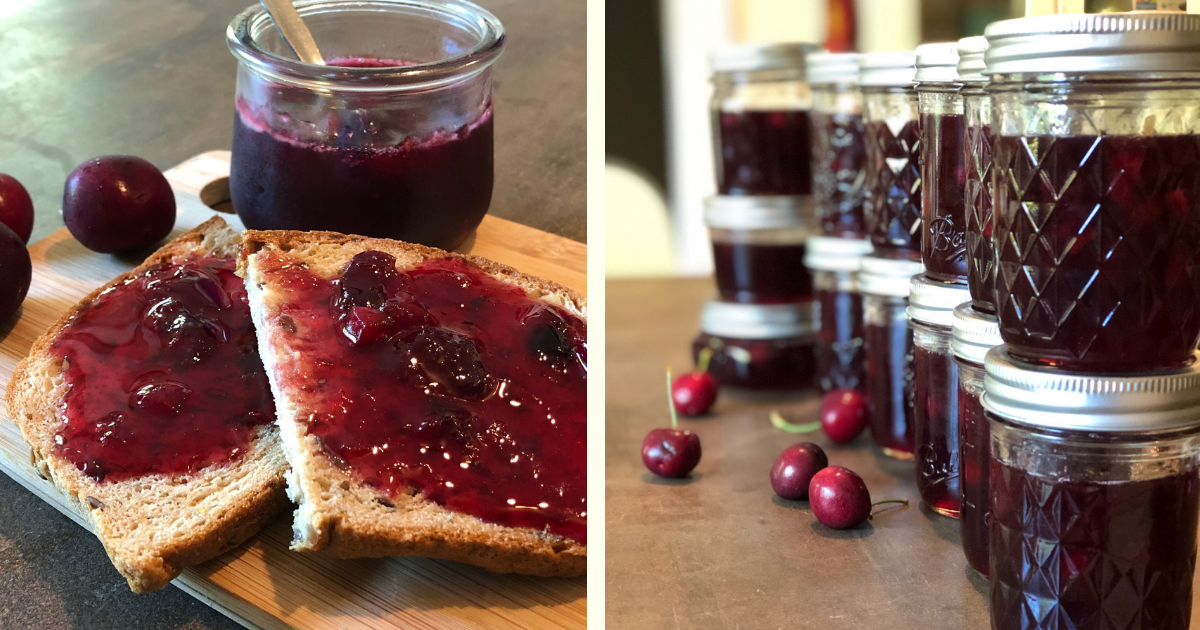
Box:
858 50 925 458
805 51 874 396
980 13 1200 627
694 45 821 392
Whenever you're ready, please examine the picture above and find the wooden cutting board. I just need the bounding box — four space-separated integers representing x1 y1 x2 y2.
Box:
0 151 586 630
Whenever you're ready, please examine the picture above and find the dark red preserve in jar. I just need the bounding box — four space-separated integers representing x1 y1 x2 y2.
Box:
860 51 922 258
692 300 818 392
807 52 867 237
804 236 873 393
704 196 814 305
915 42 967 284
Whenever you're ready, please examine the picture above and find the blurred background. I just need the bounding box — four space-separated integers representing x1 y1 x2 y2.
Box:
604 0 1141 278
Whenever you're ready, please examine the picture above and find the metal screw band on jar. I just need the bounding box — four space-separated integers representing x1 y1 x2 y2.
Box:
806 52 861 86
956 36 987 84
914 42 960 85
702 195 813 231
858 51 917 87
803 235 873 273
699 300 820 340
858 255 924 298
950 303 1002 366
907 274 969 329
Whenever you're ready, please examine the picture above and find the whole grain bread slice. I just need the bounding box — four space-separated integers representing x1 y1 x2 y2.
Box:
238 229 586 577
4 217 290 593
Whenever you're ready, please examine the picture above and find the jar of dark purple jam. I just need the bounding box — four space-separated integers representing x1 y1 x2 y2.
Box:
807 52 867 238
915 43 967 284
804 236 873 394
987 13 1200 371
710 44 818 197
860 51 922 259
692 301 818 392
859 254 924 459
226 0 504 249
908 274 969 517
957 36 995 314
983 346 1200 630
949 303 1001 578
704 196 814 304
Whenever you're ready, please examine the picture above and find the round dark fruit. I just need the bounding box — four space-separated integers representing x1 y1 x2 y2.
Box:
0 174 34 243
820 389 869 444
63 156 176 253
0 223 32 322
642 428 701 478
672 371 718 416
770 442 828 500
809 466 872 529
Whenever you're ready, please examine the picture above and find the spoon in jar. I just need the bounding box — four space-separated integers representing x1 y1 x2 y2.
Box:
259 0 325 64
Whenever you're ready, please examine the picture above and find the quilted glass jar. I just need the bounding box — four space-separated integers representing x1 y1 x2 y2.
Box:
704 196 814 304
915 43 967 284
692 301 819 391
807 52 867 237
958 36 995 314
859 255 924 459
804 235 873 393
860 51 922 259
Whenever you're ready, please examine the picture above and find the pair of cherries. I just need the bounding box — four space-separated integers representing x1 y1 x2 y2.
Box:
770 442 906 529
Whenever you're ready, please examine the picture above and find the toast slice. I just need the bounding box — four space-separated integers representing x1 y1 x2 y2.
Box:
238 229 587 577
4 217 290 593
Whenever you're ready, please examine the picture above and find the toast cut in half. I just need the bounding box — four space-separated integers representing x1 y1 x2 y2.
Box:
238 229 587 577
4 217 290 593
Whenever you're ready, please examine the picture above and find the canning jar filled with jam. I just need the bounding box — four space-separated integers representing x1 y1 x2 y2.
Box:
957 36 994 314
226 0 505 249
859 255 924 458
950 303 1001 578
915 43 967 284
983 347 1200 630
859 51 921 258
806 52 867 237
711 44 818 196
704 196 814 304
908 274 969 517
986 13 1200 371
692 301 819 392
804 235 874 393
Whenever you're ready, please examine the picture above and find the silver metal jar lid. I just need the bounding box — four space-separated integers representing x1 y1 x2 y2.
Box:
703 195 812 231
700 300 820 339
984 12 1200 75
858 50 917 87
806 52 861 85
710 43 818 75
857 255 924 298
803 236 874 272
951 303 1002 365
982 347 1200 432
906 274 969 328
915 42 960 84
957 36 988 83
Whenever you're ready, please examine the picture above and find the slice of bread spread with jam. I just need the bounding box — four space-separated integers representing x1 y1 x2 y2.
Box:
4 217 289 593
238 229 587 577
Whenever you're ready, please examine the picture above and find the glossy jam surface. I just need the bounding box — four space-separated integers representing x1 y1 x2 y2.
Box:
990 461 1199 630
712 241 813 304
816 287 865 393
258 251 587 543
50 256 275 481
913 343 960 516
812 111 867 237
958 382 989 577
920 113 967 282
993 134 1200 371
864 119 923 256
717 110 813 195
864 319 915 458
965 123 995 314
692 333 817 391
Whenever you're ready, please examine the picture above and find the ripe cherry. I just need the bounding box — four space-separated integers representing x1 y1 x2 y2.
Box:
770 442 827 500
643 368 702 478
819 389 868 443
672 348 717 416
0 174 34 243
808 466 908 529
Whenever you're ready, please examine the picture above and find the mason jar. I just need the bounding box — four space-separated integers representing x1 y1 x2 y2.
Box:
986 13 1200 371
704 196 814 304
915 42 967 284
804 235 873 394
958 36 995 315
226 0 505 249
692 301 819 392
806 52 867 237
859 51 922 259
983 347 1200 630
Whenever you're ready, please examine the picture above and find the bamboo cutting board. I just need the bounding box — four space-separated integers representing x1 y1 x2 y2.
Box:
0 151 587 630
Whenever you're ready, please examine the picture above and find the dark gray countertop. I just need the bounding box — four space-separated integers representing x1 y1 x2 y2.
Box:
0 1 584 628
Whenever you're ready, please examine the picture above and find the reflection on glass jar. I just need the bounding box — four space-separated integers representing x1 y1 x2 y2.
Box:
859 52 921 258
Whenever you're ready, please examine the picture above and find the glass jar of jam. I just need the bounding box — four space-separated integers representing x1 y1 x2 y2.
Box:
692 300 819 392
226 0 505 250
804 235 874 393
958 36 995 314
950 303 1002 578
807 52 867 238
859 51 921 259
704 196 814 304
983 347 1200 630
859 254 925 459
915 43 967 284
986 13 1200 371
908 274 969 517
711 44 818 196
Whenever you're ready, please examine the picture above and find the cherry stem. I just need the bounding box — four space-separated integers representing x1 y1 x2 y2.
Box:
697 347 713 374
666 367 678 430
769 410 821 434
870 499 909 510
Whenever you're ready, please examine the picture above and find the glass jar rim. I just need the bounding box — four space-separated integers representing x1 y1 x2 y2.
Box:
227 0 506 91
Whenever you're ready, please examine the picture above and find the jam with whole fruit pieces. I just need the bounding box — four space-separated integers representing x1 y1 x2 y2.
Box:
915 43 967 283
859 255 924 459
860 51 922 257
692 301 818 392
804 236 873 393
807 52 867 237
705 196 814 304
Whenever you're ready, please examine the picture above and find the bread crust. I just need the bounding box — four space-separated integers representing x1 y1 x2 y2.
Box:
238 229 586 577
4 217 290 593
